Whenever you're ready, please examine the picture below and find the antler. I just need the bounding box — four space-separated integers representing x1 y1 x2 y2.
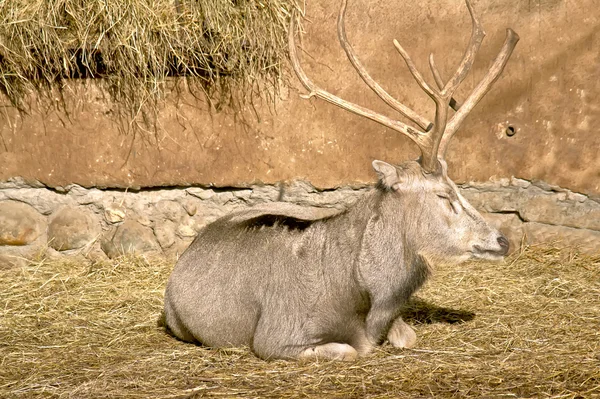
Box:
288 4 432 152
438 28 520 157
336 0 432 132
289 0 519 173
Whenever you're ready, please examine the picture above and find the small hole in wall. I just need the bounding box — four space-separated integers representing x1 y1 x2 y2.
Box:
505 125 516 137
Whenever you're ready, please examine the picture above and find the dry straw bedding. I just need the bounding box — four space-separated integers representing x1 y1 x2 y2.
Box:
1 246 599 398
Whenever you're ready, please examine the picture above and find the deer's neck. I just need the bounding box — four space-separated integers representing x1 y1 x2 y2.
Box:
349 187 430 303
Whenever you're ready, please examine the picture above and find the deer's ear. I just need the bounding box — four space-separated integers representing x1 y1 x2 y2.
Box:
372 160 399 189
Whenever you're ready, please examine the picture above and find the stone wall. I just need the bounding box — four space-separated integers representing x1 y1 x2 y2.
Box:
1 178 598 268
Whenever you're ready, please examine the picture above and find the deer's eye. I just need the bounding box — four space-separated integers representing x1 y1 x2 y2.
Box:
437 193 460 214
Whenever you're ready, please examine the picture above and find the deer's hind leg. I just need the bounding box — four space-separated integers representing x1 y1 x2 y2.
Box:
251 315 374 361
251 323 358 361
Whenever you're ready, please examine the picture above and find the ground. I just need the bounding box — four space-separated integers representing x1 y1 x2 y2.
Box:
1 245 599 398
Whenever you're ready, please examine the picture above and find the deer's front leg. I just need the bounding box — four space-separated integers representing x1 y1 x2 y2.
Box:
298 343 358 361
364 301 400 345
387 317 417 348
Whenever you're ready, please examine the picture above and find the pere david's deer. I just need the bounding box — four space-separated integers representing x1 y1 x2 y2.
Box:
164 0 519 361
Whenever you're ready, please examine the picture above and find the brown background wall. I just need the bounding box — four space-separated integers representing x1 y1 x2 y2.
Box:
1 0 598 195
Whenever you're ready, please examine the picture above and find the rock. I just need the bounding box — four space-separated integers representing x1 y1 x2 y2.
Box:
566 192 588 203
186 187 215 200
510 177 531 189
81 244 110 263
460 188 522 213
531 180 563 192
153 220 177 249
194 202 229 223
181 199 198 216
0 201 44 246
281 181 316 204
152 200 185 223
520 195 600 231
285 183 363 209
0 177 45 189
72 187 105 208
215 191 236 204
320 187 364 209
101 220 161 259
176 218 199 238
249 185 280 203
135 213 153 227
233 189 252 201
104 204 126 224
0 254 26 270
523 222 600 254
4 188 71 215
47 208 101 251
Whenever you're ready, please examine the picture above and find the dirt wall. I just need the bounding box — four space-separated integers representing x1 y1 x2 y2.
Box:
0 0 598 195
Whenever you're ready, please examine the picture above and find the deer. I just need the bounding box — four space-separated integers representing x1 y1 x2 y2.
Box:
163 0 519 361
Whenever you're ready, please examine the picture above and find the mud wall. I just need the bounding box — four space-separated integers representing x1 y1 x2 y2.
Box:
1 0 598 193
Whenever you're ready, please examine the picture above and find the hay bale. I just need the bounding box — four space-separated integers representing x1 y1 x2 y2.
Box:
0 0 299 124
1 245 599 398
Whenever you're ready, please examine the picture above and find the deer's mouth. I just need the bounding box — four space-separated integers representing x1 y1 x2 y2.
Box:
472 245 508 261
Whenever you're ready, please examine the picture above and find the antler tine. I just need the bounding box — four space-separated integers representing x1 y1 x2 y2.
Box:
337 0 432 131
429 54 462 111
392 39 447 172
392 40 438 102
429 54 445 91
439 28 520 157
288 8 432 152
440 0 486 96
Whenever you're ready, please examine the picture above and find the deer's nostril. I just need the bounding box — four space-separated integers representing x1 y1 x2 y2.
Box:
497 235 510 254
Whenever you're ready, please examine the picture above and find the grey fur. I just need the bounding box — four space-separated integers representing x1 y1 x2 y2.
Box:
164 160 508 360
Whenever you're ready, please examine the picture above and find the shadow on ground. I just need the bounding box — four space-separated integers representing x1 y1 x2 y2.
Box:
400 299 475 324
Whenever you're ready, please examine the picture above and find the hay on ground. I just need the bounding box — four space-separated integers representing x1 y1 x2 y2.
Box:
0 245 599 398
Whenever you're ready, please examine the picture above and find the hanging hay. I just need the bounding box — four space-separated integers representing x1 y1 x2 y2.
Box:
0 0 299 128
1 245 599 398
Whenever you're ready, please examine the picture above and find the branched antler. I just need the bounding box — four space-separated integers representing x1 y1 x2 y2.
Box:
289 0 519 173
